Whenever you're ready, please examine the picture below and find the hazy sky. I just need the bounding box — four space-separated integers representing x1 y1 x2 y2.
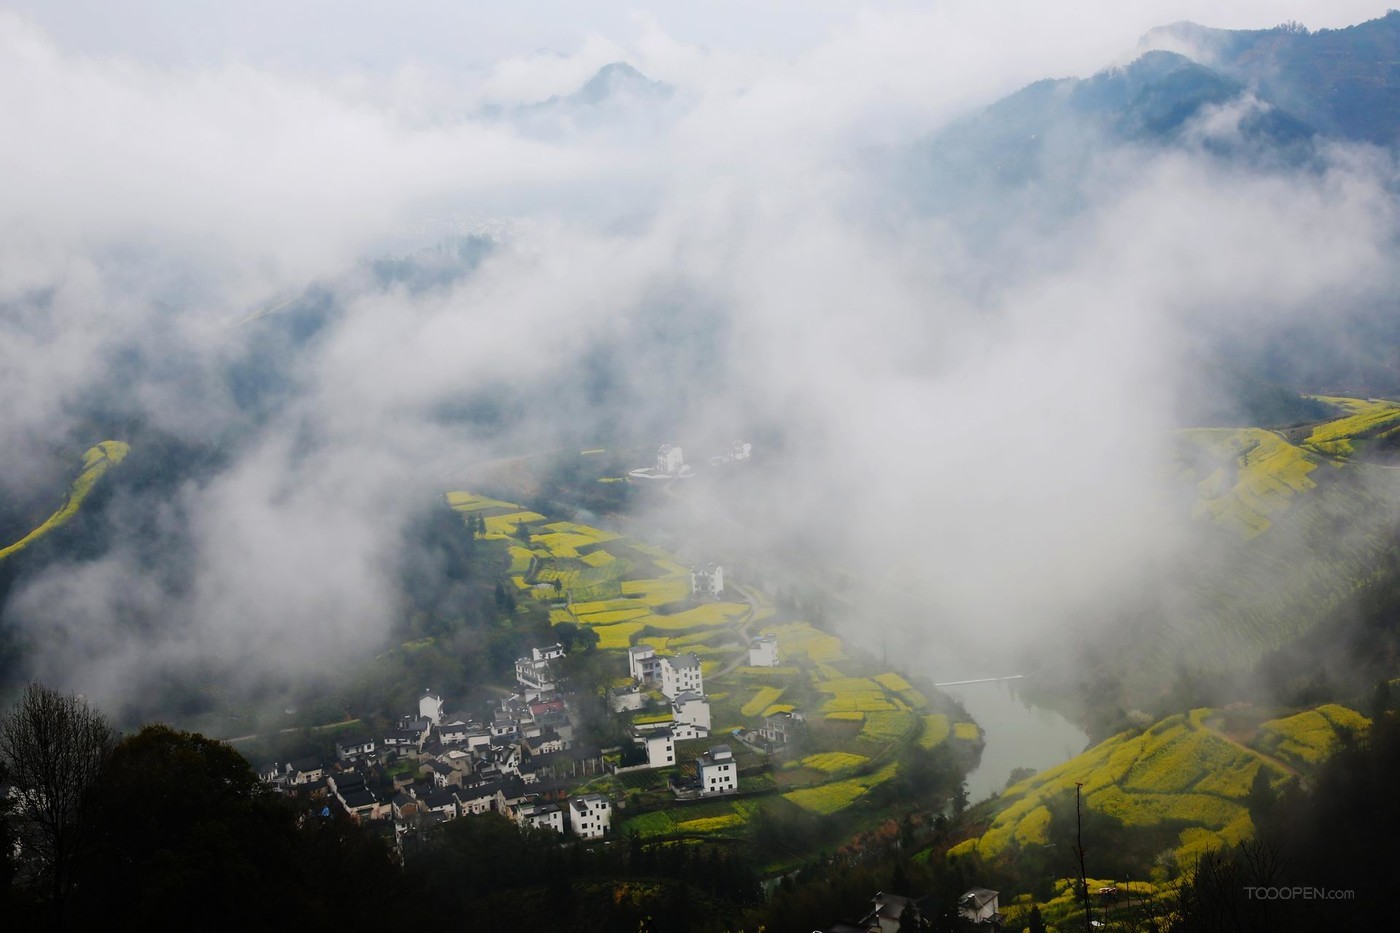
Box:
7 1 1393 77
4 1 1399 711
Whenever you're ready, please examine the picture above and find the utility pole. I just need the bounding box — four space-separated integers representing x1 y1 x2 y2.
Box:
1076 782 1092 933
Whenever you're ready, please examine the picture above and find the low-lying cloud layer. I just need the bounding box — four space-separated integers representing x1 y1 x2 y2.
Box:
2 3 1398 713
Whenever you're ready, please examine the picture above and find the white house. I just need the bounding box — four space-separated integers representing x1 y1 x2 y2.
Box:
627 644 661 684
419 689 444 725
659 653 703 700
515 653 557 697
335 736 377 763
438 715 474 745
958 888 1001 925
568 793 613 839
696 745 737 796
457 781 499 816
286 757 324 785
748 634 779 667
657 444 685 475
669 720 708 741
640 729 676 769
760 709 805 746
513 799 565 834
672 692 711 731
690 562 724 599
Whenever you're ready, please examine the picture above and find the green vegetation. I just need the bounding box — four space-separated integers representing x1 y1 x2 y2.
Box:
0 441 128 561
950 703 1366 878
448 489 981 839
1177 428 1322 538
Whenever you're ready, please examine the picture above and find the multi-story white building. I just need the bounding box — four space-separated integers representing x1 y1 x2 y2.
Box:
672 692 711 731
568 793 613 839
696 745 738 796
418 689 444 725
512 799 565 834
690 562 724 599
627 644 661 684
659 653 703 700
640 728 676 769
515 645 562 697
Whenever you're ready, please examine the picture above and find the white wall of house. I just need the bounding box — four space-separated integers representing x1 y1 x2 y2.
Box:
748 635 778 667
659 654 703 700
568 794 612 839
643 731 675 769
419 691 444 725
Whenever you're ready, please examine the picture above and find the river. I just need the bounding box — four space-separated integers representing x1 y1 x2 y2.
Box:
933 675 1090 802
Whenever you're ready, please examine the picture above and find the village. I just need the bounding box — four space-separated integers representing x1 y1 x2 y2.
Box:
253 561 800 851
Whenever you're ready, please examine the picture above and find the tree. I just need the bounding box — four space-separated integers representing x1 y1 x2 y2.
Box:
0 682 116 919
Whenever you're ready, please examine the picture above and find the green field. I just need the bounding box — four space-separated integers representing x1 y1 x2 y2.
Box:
950 704 1368 872
0 441 129 561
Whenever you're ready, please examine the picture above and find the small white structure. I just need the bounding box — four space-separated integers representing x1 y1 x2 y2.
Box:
568 793 613 839
657 444 685 474
640 729 676 769
659 653 703 700
628 644 661 684
748 634 779 667
696 745 737 796
690 562 724 599
628 444 693 480
709 441 753 465
419 689 444 725
672 692 711 731
958 888 1001 925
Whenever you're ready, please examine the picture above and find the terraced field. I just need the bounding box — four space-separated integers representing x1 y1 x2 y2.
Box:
1177 428 1324 538
949 704 1368 872
0 441 129 561
449 489 983 833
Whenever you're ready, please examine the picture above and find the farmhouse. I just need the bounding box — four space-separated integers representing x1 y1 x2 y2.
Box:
627 644 661 684
672 692 711 731
512 799 565 834
335 736 377 763
659 653 703 700
748 633 779 667
958 888 1001 925
657 444 685 475
286 757 325 785
418 689 444 725
696 745 737 796
640 729 676 769
760 709 805 746
863 892 934 933
515 645 563 697
568 793 613 839
690 562 724 599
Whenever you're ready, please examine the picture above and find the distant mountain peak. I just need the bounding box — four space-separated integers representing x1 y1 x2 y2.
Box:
569 61 673 107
